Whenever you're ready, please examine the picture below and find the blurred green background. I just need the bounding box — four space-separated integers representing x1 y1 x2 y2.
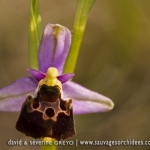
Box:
0 0 150 150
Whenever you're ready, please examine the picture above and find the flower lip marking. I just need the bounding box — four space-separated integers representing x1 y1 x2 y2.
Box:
39 84 61 102
16 67 76 140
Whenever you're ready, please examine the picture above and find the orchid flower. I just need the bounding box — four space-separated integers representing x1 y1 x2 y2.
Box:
0 24 114 115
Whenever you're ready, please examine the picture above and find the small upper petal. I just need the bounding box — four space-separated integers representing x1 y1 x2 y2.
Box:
63 81 114 115
57 73 74 84
27 69 45 82
0 77 37 111
38 24 71 74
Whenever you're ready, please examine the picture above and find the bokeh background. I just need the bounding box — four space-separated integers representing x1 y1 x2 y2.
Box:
0 0 150 149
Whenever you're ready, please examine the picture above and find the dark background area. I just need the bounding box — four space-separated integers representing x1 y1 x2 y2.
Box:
0 0 150 149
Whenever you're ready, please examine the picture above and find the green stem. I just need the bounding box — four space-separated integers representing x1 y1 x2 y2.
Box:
29 0 42 69
63 0 96 73
41 138 57 150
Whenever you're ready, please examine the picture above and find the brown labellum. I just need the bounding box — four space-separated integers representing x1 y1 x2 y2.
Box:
16 84 75 140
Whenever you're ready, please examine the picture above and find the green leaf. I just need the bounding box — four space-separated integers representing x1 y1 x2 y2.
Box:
63 0 96 73
29 0 42 69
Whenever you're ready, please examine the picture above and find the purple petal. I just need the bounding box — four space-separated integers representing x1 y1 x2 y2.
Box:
0 95 29 112
57 73 74 84
27 69 46 82
63 81 114 115
38 24 71 74
0 77 37 111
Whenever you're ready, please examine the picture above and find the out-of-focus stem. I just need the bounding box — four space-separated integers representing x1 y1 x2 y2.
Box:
63 0 96 73
29 0 42 69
